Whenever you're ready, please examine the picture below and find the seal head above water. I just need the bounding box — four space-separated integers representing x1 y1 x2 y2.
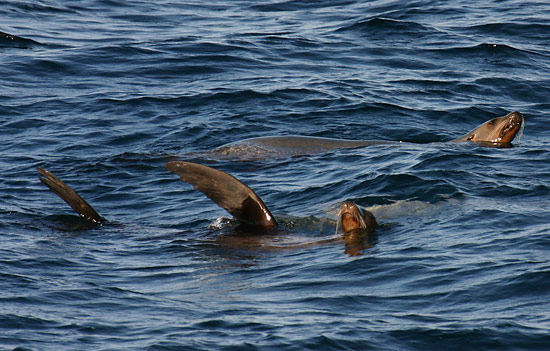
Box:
338 201 377 234
452 111 524 145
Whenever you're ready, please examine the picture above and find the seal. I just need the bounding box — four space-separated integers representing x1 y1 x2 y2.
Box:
338 201 378 234
38 164 372 236
213 111 524 158
38 167 105 224
452 111 524 145
213 136 396 159
166 161 377 234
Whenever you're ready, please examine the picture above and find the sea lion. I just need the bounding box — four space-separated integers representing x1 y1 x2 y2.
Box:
166 161 377 234
38 164 373 235
451 111 524 144
213 111 524 158
37 164 376 256
338 201 378 234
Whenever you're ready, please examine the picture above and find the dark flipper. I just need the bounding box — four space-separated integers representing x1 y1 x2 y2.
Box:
0 31 41 48
38 168 105 224
166 161 277 228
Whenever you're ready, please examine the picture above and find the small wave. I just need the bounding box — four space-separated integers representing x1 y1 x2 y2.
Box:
367 199 444 220
515 115 525 145
428 43 533 57
251 0 355 12
13 2 77 14
340 17 430 32
337 17 437 38
464 22 550 41
0 313 57 330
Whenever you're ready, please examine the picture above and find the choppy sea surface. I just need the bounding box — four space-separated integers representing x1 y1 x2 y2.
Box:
1 1 550 350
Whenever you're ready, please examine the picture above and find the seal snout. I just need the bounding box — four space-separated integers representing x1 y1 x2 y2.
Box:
339 202 362 232
338 201 377 234
499 111 524 140
507 111 523 127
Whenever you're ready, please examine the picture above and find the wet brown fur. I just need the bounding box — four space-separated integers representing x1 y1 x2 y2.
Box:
338 202 377 234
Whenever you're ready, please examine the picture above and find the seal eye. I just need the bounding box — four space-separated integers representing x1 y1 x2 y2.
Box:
488 120 495 125
467 135 474 141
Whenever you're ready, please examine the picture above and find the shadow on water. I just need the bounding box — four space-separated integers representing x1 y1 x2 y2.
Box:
41 214 103 231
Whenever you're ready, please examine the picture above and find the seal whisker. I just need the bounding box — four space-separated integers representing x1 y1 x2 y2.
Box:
516 118 525 145
335 207 343 235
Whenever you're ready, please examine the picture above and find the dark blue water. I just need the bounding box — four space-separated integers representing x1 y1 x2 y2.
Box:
1 1 550 350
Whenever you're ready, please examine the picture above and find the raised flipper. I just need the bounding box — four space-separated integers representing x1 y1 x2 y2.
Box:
166 161 277 228
38 168 105 224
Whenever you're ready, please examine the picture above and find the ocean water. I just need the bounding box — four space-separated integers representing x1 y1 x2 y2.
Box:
1 1 550 350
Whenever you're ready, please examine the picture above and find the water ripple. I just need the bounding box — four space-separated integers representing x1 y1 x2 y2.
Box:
1 0 550 350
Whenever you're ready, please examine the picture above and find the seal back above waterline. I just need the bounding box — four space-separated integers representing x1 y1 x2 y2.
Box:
239 136 396 150
212 136 398 159
166 161 278 228
208 112 524 159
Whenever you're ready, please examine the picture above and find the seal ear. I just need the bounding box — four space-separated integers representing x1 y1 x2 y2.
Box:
166 161 277 228
38 168 105 224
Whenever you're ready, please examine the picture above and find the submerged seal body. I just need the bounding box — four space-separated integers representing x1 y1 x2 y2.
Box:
213 111 524 159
